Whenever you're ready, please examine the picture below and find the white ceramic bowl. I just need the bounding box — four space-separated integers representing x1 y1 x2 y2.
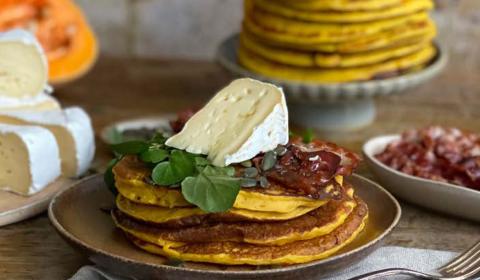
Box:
363 135 480 222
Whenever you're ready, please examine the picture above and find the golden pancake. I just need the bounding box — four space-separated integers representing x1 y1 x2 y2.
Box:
244 18 436 53
273 0 401 12
240 31 429 68
116 183 352 226
113 191 356 246
253 0 433 23
114 155 343 212
238 44 436 83
116 194 335 226
244 8 429 44
124 197 368 265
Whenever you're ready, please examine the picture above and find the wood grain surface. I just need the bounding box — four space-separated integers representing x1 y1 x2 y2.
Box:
0 57 479 280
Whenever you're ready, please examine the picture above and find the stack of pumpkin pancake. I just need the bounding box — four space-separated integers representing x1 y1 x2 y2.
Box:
238 0 437 83
111 140 368 266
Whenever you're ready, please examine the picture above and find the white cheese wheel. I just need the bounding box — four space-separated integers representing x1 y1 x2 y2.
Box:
0 93 60 112
166 78 289 166
0 124 61 195
0 29 49 98
0 107 95 177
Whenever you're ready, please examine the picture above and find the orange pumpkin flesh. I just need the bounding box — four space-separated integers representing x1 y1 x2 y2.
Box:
0 0 98 85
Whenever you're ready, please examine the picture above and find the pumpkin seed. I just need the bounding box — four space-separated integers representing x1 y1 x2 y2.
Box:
244 167 258 178
261 151 277 171
240 178 258 187
274 146 287 156
259 176 269 188
240 160 252 168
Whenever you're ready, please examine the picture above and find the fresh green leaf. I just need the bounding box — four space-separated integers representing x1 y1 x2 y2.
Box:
151 150 196 185
140 148 168 163
181 166 240 212
110 141 149 155
104 158 121 195
302 128 315 143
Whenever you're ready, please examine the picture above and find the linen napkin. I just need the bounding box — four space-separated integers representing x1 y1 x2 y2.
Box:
70 246 478 280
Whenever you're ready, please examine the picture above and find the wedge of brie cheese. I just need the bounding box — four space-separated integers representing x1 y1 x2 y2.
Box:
0 93 61 112
0 124 61 195
0 107 95 177
166 78 289 167
0 29 48 98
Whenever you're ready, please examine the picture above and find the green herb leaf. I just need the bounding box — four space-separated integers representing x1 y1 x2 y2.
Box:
140 148 168 163
181 166 240 212
104 158 121 195
302 128 315 143
151 150 196 185
110 141 149 155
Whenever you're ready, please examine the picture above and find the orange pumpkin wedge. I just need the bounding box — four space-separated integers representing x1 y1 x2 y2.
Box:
0 0 98 85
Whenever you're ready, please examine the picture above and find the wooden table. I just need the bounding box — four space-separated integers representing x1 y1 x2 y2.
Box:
1 57 479 279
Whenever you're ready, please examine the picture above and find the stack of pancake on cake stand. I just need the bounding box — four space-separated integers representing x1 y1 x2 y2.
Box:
217 0 447 130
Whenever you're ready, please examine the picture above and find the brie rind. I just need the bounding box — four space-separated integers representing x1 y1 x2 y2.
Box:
0 124 61 195
0 29 49 98
0 93 61 112
166 78 289 167
0 107 95 177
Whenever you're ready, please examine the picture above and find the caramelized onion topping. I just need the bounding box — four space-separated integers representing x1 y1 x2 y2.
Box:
266 138 360 198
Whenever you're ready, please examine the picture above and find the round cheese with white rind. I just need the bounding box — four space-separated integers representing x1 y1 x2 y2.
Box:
0 29 49 98
0 124 61 195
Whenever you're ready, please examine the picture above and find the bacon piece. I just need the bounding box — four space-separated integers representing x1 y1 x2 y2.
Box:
266 138 360 198
376 126 480 191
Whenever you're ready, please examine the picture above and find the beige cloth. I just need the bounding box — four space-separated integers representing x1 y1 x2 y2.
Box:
70 246 474 280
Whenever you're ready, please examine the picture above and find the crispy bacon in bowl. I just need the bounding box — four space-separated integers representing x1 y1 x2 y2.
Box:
375 126 480 191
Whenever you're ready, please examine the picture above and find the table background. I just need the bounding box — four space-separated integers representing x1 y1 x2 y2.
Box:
2 1 480 279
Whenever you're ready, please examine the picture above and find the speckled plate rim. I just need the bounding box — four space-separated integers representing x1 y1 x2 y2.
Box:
48 174 401 277
99 114 175 145
216 34 448 103
363 134 480 198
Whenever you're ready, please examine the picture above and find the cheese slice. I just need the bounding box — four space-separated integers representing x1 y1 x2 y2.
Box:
0 107 95 177
0 29 49 98
166 78 289 166
0 93 61 112
0 124 61 195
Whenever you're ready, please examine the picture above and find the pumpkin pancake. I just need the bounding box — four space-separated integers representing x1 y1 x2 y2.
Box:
253 0 433 23
123 197 368 265
273 0 401 12
238 43 436 83
114 190 356 246
244 17 436 53
244 8 429 45
115 185 353 227
113 155 343 212
240 31 429 68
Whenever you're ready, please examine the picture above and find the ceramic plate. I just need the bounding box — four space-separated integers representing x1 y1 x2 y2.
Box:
100 114 175 145
0 178 72 227
363 135 480 222
216 34 447 103
48 174 401 280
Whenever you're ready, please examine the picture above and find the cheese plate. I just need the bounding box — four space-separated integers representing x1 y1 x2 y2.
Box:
0 177 73 227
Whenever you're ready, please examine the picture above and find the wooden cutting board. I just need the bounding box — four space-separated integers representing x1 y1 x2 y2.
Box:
0 178 73 227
